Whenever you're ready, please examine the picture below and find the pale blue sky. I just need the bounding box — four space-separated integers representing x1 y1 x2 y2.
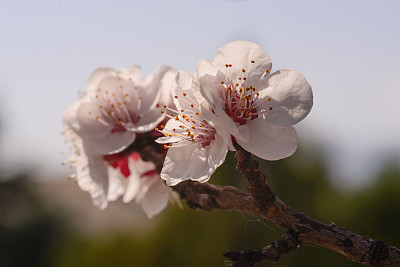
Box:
1 0 399 184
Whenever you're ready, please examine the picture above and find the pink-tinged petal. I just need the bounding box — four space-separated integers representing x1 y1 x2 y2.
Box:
140 178 170 218
121 65 141 82
172 71 202 111
195 60 226 104
124 157 157 203
76 102 136 154
157 69 178 108
107 167 125 201
201 102 242 141
63 100 81 133
161 136 228 186
207 134 228 173
211 40 272 81
130 109 164 133
76 102 112 138
161 143 204 186
76 147 109 209
140 65 175 110
83 130 136 155
122 174 141 203
86 67 118 98
236 119 298 160
134 175 158 203
258 69 313 126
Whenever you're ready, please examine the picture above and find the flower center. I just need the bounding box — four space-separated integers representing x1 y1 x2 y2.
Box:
158 92 216 148
90 77 143 133
221 62 272 125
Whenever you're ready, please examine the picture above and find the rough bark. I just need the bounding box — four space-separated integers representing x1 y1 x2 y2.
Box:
139 139 400 267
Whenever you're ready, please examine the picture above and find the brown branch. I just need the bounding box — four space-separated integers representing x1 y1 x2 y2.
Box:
139 139 400 267
224 230 301 267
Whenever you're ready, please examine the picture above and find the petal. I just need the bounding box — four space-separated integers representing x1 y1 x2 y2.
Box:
83 130 136 155
157 69 178 108
120 65 141 82
107 167 125 201
140 178 170 218
258 69 313 126
123 156 158 203
134 175 158 203
76 102 112 138
76 147 109 209
207 134 228 173
76 102 136 154
195 60 226 104
211 40 272 81
132 109 164 132
161 136 228 185
86 67 118 98
161 143 202 186
122 174 141 203
140 65 174 110
236 119 298 160
173 71 201 111
63 98 87 133
201 102 242 142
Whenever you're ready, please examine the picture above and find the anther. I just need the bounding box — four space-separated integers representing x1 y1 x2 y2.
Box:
251 60 255 63
161 110 165 114
269 107 273 110
220 81 224 84
163 105 167 108
242 69 245 72
268 97 271 101
183 93 187 97
265 70 269 73
174 96 178 99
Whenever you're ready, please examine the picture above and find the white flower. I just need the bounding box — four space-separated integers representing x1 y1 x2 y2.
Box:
62 65 179 217
156 71 230 186
63 104 176 217
194 40 313 160
75 65 174 155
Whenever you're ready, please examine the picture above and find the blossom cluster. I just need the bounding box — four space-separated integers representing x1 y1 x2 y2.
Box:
63 41 313 218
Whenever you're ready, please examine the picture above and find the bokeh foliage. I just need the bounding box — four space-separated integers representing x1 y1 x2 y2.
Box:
0 149 399 267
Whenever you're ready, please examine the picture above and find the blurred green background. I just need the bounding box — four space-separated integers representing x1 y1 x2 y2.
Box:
1 147 399 267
